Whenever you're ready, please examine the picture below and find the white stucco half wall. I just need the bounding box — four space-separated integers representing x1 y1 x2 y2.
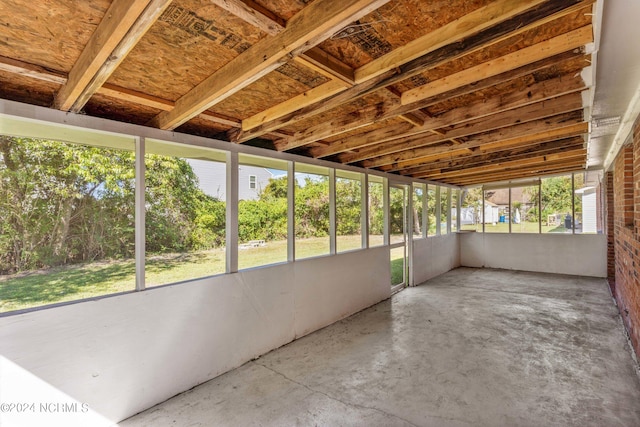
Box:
0 247 390 425
459 232 607 277
412 234 460 285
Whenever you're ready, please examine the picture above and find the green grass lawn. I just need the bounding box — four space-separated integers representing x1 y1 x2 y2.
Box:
0 235 381 313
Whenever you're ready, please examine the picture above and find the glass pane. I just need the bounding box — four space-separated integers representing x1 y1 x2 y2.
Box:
440 188 449 235
427 185 437 236
451 189 458 232
0 136 135 312
368 179 384 247
460 187 483 232
413 184 425 237
390 186 406 244
541 175 573 233
238 156 288 269
511 186 539 233
295 166 329 259
145 147 226 287
574 172 597 234
484 188 509 233
336 175 363 253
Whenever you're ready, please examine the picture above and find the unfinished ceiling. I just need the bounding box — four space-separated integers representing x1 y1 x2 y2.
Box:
0 0 600 186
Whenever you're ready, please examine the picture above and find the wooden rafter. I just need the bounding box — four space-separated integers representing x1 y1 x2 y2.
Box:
53 0 172 112
311 74 586 158
230 0 593 143
402 137 584 176
401 25 592 106
340 93 585 165
210 0 355 83
448 162 586 186
148 0 392 131
365 113 587 170
415 149 586 180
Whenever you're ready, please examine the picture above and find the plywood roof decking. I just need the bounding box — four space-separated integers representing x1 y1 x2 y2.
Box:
0 0 597 185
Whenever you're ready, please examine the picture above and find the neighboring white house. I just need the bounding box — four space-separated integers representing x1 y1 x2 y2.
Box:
460 201 500 225
576 186 597 233
187 159 274 201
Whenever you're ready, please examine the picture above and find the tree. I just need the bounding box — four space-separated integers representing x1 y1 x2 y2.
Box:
0 136 225 274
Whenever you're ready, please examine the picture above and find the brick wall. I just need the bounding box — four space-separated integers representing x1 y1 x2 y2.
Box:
611 114 640 358
605 171 615 290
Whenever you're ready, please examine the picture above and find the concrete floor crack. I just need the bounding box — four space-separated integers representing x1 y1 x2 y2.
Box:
252 361 420 427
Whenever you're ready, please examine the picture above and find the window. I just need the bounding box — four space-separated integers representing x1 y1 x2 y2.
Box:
484 188 509 233
541 174 573 233
295 163 330 259
451 189 459 232
238 155 288 269
510 184 539 233
427 185 436 235
145 140 226 287
249 175 257 190
336 171 363 253
368 176 385 247
0 135 136 313
460 187 483 232
413 184 425 238
440 187 449 235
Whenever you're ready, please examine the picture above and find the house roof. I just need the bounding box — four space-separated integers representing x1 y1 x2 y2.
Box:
0 0 636 186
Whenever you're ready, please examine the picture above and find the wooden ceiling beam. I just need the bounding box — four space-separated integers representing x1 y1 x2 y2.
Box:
401 25 593 107
149 0 391 130
340 92 584 164
404 138 585 176
308 60 586 158
230 0 593 142
321 73 585 159
354 0 551 83
242 80 349 132
367 114 587 170
447 163 585 186
53 0 172 113
415 148 586 180
211 0 355 83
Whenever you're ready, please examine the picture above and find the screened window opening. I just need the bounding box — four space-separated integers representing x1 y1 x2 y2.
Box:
238 155 288 270
368 176 385 247
145 140 226 287
336 171 363 253
0 135 136 313
295 164 330 259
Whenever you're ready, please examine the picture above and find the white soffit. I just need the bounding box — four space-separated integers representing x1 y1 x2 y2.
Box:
591 0 640 170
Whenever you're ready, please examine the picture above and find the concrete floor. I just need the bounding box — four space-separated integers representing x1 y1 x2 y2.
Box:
121 268 640 426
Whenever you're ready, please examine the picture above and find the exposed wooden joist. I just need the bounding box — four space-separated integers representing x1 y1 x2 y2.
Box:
365 113 587 170
209 0 285 36
211 0 355 83
149 0 390 130
273 98 401 151
448 162 586 186
242 80 348 132
416 148 586 180
230 0 593 143
53 0 172 112
0 55 66 85
401 25 593 106
353 0 548 83
0 55 245 129
340 92 584 165
312 74 586 159
402 137 584 176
